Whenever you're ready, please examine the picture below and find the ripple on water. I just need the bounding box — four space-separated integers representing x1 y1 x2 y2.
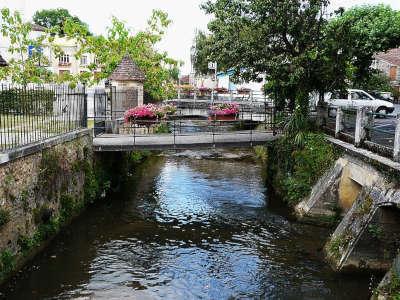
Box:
0 152 373 300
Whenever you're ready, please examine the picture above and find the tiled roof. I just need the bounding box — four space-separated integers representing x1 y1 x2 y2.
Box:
30 23 47 32
0 54 7 67
375 48 400 67
108 54 145 82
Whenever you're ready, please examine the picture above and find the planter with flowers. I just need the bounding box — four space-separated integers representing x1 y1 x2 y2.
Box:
124 104 177 128
208 103 240 121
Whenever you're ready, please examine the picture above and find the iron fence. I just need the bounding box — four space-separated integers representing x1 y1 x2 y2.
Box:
0 83 87 152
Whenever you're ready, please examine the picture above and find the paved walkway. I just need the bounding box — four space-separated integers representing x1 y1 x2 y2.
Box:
93 131 279 151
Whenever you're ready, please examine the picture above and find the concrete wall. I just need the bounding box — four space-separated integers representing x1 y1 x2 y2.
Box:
0 129 101 283
295 137 400 274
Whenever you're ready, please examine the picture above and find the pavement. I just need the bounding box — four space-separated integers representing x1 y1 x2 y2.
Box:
93 130 279 151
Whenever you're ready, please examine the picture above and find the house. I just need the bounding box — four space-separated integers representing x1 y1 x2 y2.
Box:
373 48 400 91
0 22 101 78
108 54 145 107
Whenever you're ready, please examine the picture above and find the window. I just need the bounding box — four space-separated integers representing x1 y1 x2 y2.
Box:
351 91 371 100
59 54 70 65
80 55 88 66
331 91 348 100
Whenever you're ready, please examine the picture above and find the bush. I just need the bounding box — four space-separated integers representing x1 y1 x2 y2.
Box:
0 89 55 115
0 208 10 227
267 133 340 206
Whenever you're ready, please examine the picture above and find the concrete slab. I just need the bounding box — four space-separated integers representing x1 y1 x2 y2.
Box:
93 131 279 151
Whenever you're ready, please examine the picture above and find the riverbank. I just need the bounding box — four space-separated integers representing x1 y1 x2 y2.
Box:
0 149 373 299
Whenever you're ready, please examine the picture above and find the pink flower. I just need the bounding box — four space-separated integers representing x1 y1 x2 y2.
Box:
209 103 239 116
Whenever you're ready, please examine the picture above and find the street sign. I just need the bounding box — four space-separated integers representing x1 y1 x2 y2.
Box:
208 62 217 70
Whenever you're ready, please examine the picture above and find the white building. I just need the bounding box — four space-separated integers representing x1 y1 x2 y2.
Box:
0 23 100 79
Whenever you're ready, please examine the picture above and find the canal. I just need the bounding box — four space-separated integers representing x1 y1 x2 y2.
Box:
0 150 373 299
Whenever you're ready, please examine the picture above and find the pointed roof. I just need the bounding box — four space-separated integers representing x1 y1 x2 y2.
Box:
375 48 400 67
108 54 145 82
0 54 7 67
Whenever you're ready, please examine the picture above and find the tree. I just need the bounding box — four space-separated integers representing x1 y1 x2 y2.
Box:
326 5 400 87
200 0 331 135
198 1 400 135
33 8 90 35
0 8 54 84
63 10 180 100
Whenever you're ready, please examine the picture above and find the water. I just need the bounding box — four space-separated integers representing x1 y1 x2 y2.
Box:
0 151 373 299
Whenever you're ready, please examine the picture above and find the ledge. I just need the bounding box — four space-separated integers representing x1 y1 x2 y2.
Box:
327 136 400 173
0 129 92 165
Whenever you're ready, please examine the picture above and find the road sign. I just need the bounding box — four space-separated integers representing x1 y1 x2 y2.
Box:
208 62 217 70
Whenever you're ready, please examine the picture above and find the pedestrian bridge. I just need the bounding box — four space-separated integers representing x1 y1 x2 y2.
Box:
93 130 279 151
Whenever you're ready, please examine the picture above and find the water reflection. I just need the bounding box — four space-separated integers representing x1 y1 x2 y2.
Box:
0 152 372 299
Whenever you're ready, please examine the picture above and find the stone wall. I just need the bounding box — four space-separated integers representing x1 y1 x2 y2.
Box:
0 130 103 283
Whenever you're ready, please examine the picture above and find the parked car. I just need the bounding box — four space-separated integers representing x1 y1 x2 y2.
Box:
368 91 394 102
323 89 395 115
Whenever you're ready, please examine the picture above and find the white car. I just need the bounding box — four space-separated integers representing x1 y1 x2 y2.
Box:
324 89 395 115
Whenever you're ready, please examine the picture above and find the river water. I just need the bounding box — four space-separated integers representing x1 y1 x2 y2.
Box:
0 150 374 299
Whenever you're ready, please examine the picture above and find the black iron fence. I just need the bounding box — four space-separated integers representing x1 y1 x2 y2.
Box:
0 83 87 152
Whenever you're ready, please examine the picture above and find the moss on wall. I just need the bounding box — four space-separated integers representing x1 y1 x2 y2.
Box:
266 133 341 206
0 134 115 283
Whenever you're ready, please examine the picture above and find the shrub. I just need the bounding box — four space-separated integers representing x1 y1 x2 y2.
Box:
267 133 340 206
0 208 10 227
0 89 55 115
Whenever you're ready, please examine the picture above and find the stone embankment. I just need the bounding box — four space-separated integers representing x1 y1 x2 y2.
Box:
295 136 400 298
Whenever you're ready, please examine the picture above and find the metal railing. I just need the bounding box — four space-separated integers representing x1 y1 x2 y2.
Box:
176 88 269 103
322 105 400 161
0 83 87 152
92 103 282 148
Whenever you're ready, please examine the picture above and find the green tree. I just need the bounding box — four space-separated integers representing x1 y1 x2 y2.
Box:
200 0 331 135
33 8 90 35
326 5 400 87
198 1 400 135
0 8 54 84
64 10 180 100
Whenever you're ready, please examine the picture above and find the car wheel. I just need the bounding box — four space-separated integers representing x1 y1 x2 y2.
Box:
376 107 387 118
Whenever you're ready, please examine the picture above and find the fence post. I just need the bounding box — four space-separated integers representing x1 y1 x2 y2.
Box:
354 107 367 147
82 84 88 128
316 104 328 127
393 115 400 162
335 107 343 138
177 87 181 100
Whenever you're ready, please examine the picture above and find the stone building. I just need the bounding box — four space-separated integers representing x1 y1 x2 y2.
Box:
108 54 145 108
374 48 400 92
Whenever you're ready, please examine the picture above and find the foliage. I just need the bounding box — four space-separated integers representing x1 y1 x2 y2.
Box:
0 89 54 114
0 8 55 84
0 250 15 279
128 151 151 165
193 31 218 75
63 10 180 100
197 2 400 134
327 232 352 260
154 122 170 134
352 70 394 92
0 208 10 227
253 146 268 163
326 5 400 87
266 133 339 206
33 8 90 35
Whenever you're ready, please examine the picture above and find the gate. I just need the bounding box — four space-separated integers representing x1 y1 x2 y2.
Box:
93 86 139 136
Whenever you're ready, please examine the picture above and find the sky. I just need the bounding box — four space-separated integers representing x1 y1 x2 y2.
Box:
1 0 400 74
